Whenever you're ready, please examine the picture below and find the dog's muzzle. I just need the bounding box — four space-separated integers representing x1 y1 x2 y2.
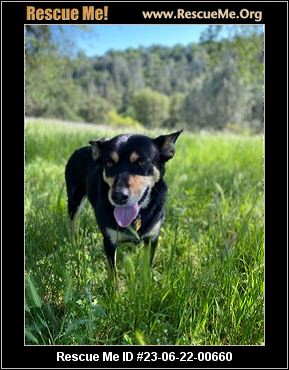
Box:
112 187 150 228
111 189 129 205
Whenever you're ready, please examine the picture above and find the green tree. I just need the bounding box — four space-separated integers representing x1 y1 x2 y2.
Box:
183 55 254 130
25 25 263 132
26 26 82 120
131 89 169 128
78 96 113 124
165 93 186 128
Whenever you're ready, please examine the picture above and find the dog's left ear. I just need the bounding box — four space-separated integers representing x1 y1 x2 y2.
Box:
89 138 108 160
154 130 183 162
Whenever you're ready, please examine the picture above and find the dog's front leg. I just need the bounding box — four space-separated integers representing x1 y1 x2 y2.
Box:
144 237 158 267
103 237 117 279
103 237 117 269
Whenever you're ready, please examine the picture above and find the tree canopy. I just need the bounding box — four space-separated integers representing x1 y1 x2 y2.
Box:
25 25 264 132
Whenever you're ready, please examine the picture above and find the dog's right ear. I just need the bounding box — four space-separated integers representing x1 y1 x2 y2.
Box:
89 138 108 160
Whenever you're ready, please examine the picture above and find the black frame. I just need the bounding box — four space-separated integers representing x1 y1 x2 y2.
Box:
1 1 287 368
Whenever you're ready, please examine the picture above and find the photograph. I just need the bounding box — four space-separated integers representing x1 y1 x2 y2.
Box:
24 23 264 346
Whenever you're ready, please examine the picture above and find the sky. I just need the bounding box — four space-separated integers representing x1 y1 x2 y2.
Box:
51 24 263 57
53 25 209 56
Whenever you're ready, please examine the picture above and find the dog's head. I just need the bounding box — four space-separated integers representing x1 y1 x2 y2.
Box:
89 131 182 227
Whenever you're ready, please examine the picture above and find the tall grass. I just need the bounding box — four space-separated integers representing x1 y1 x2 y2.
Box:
25 119 264 345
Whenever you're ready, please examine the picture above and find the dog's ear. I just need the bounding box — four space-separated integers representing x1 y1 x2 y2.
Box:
89 138 108 160
154 130 183 162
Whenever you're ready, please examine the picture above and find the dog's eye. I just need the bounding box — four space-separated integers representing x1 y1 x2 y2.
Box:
138 160 146 166
106 160 114 168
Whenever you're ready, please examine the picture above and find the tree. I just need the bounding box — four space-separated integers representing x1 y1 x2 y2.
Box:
78 96 113 124
165 93 186 128
183 54 254 130
25 25 263 132
131 89 169 128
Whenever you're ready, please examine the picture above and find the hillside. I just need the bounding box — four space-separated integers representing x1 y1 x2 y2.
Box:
26 26 263 132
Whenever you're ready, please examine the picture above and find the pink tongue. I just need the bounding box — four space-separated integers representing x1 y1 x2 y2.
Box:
113 203 140 228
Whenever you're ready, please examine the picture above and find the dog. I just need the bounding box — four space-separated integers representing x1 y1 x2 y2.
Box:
65 130 182 272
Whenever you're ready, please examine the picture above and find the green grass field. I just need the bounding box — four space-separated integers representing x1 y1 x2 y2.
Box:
25 118 264 345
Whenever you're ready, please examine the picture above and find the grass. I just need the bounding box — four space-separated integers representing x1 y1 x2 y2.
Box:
25 118 264 345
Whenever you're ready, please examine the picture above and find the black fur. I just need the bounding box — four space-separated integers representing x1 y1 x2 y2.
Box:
65 131 182 270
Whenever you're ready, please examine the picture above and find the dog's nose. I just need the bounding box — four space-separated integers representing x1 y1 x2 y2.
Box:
111 190 129 205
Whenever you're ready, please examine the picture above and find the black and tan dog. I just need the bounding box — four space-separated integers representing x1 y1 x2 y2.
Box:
65 130 182 271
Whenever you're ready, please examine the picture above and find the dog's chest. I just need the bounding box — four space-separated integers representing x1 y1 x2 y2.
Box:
105 227 139 244
105 219 162 244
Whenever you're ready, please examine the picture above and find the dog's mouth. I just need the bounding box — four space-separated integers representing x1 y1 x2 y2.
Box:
113 187 149 228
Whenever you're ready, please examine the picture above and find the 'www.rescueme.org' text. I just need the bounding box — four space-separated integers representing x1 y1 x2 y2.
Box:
142 8 263 22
